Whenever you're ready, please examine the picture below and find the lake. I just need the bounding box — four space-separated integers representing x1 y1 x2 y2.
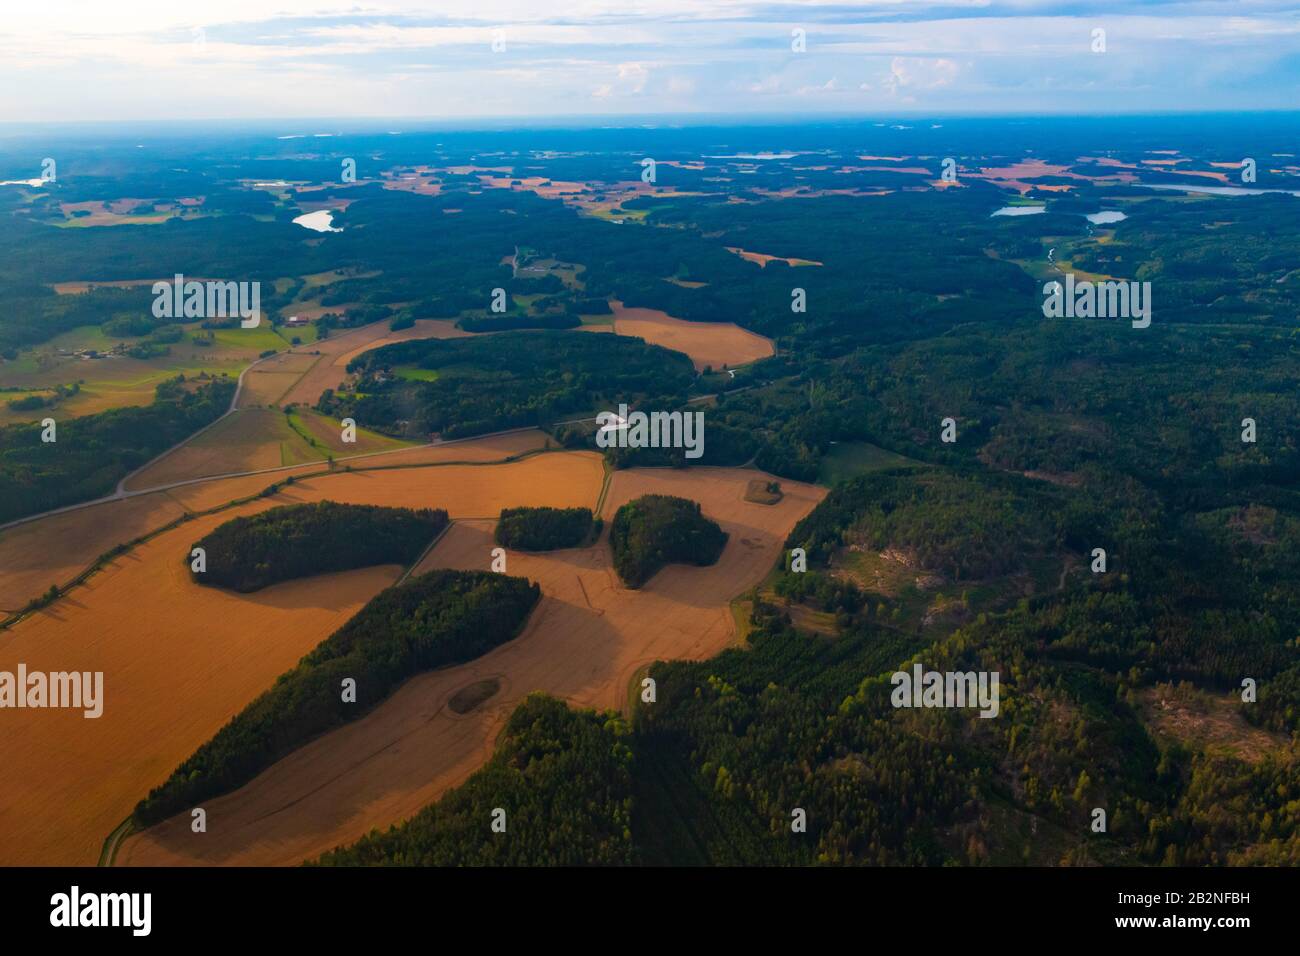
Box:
1139 183 1300 198
292 210 342 232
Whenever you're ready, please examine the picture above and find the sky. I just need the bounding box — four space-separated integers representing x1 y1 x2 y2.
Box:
2 1 1299 122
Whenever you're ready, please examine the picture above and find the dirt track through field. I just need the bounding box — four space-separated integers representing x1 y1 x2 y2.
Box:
116 467 824 866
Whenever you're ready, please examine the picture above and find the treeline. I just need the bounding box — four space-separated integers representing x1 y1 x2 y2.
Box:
314 694 635 866
495 506 596 551
0 284 156 354
133 569 541 827
319 331 695 440
191 501 447 592
610 494 728 588
0 376 234 524
458 314 580 333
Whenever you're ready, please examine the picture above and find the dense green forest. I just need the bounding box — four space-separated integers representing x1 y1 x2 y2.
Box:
133 570 540 827
190 501 447 592
315 694 634 866
626 592 1300 866
319 587 1299 867
495 506 596 551
319 332 696 440
609 494 728 588
0 375 234 524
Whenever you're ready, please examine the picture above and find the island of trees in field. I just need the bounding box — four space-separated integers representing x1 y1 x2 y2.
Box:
190 501 447 592
133 569 540 827
610 494 727 588
495 506 598 551
318 331 695 440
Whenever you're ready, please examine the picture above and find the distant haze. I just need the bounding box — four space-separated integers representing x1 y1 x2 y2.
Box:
2 1 1299 122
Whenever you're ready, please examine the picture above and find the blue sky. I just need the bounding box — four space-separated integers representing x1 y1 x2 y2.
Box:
3 1 1299 121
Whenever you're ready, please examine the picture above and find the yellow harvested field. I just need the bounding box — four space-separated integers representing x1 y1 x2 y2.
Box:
0 503 401 866
236 370 301 408
268 451 604 519
608 300 774 371
0 375 197 426
359 428 550 466
124 409 303 490
2 451 605 866
1 430 554 611
725 247 823 268
160 466 324 512
278 320 466 408
123 408 412 492
117 467 823 866
330 319 468 371
237 351 319 409
0 492 185 611
52 278 179 295
157 426 550 514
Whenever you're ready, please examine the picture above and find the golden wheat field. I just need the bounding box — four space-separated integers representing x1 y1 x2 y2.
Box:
607 300 774 371
0 512 401 866
237 352 320 409
0 451 605 866
265 451 604 519
1 430 555 613
122 408 410 492
116 467 823 866
0 492 186 611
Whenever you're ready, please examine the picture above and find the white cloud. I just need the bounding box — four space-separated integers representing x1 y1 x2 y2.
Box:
1 2 1297 119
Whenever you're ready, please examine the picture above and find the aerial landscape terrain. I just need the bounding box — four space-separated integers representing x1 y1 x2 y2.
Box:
1 2 1298 893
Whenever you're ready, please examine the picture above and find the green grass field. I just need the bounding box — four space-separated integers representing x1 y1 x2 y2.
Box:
392 365 441 382
0 322 284 423
816 441 918 486
287 408 415 459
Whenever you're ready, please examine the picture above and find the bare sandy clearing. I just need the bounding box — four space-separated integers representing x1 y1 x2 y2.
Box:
1140 684 1287 764
118 467 823 866
726 247 823 268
